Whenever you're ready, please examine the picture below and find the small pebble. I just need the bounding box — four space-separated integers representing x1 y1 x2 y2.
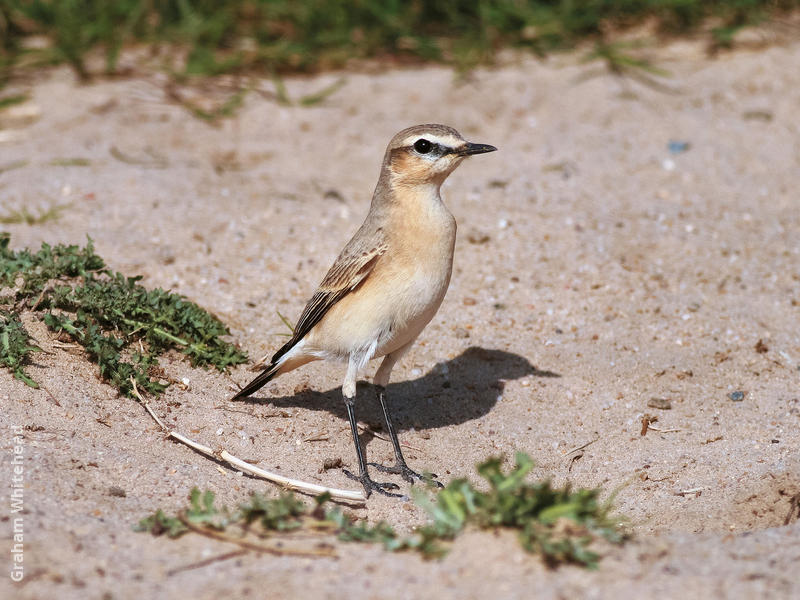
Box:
667 140 690 154
324 189 344 202
320 457 343 472
108 486 126 498
467 229 490 244
728 391 746 402
647 397 672 410
742 109 773 122
488 179 508 188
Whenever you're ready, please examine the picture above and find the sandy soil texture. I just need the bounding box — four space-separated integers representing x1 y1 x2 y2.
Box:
1 39 799 599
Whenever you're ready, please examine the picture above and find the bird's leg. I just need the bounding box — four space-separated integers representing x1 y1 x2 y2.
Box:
368 385 443 488
339 367 401 498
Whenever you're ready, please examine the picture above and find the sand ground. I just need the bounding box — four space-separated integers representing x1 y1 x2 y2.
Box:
1 38 799 599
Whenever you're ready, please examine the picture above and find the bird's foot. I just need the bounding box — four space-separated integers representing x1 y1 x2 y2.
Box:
343 469 402 498
368 461 444 487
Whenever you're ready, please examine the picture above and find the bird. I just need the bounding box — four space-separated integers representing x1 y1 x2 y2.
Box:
232 124 497 497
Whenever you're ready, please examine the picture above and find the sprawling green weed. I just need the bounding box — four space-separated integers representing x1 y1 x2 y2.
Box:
0 233 247 396
137 453 626 568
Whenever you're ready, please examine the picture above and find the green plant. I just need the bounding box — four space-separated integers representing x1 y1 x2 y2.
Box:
0 203 70 225
137 453 626 568
407 452 623 565
0 93 28 109
2 1 797 81
0 233 247 396
583 40 670 79
0 310 41 388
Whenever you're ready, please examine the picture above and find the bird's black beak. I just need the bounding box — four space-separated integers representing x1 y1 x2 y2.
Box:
458 142 498 156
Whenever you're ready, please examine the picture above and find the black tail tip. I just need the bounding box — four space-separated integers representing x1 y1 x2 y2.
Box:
230 387 249 401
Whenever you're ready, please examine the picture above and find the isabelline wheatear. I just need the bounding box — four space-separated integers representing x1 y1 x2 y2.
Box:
233 124 497 497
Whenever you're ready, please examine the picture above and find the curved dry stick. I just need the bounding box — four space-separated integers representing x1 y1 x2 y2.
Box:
177 514 337 558
132 378 366 503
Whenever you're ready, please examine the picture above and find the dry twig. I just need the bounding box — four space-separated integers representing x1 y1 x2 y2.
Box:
785 492 800 526
646 426 681 433
131 377 366 503
177 514 336 558
565 437 599 456
166 550 247 576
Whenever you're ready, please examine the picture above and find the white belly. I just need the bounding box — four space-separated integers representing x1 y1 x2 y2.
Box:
374 264 450 356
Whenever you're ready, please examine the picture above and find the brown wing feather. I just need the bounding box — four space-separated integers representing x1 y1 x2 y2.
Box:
231 246 381 401
270 243 386 364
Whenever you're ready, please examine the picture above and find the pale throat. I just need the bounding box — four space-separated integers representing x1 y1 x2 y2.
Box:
393 182 451 219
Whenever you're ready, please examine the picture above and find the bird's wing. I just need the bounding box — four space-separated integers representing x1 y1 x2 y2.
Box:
270 233 387 364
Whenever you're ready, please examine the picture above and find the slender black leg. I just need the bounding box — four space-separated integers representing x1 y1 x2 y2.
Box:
368 386 443 487
341 397 401 498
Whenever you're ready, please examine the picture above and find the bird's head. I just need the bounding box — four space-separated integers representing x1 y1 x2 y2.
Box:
383 124 497 188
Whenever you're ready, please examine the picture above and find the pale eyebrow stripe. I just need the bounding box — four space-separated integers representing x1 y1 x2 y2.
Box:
402 134 460 148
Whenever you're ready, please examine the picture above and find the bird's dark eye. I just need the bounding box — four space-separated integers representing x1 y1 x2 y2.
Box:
414 139 432 154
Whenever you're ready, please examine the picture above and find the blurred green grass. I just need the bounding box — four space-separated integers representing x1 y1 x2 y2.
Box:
0 1 797 80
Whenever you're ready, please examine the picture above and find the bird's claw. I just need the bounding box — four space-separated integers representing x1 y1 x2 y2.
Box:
343 469 402 498
368 461 443 487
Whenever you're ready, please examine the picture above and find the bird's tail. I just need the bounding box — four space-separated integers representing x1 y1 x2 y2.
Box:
231 361 281 400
